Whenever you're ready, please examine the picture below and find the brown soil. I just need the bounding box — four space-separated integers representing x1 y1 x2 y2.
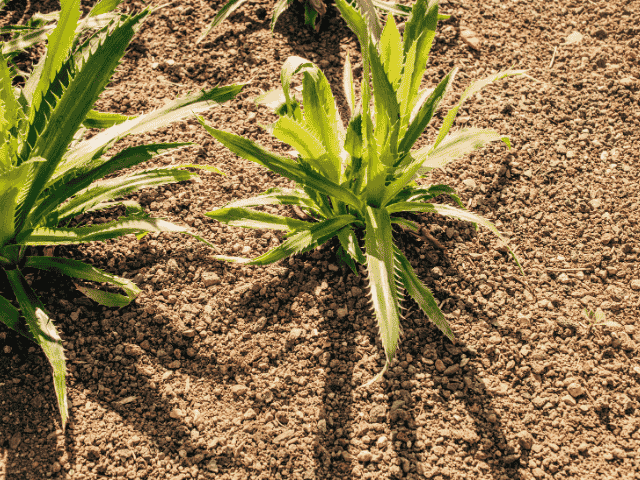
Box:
2 0 640 479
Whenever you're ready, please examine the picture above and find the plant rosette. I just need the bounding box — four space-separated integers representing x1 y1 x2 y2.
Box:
0 0 244 429
198 0 525 384
195 0 450 43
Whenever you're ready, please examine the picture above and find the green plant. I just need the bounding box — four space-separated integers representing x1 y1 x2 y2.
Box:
581 307 616 331
196 0 450 43
0 0 243 429
0 0 126 81
197 0 524 382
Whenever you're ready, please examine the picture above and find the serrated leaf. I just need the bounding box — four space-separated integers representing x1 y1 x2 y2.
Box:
58 83 244 182
51 167 197 222
19 216 189 245
247 215 356 265
379 14 403 89
82 109 137 128
387 201 523 274
399 68 456 153
271 0 292 32
343 53 356 117
5 269 68 429
220 187 314 209
16 9 153 235
196 0 248 44
364 206 401 365
197 118 363 211
414 128 509 177
24 255 140 307
393 245 453 340
206 207 311 231
433 68 526 150
30 0 81 121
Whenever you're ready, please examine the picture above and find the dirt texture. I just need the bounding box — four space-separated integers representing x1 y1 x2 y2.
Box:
2 0 640 479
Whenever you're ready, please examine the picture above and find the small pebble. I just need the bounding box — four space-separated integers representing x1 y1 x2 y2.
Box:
517 431 534 450
357 450 372 462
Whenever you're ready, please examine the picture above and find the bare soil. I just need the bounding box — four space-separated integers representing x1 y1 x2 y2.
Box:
1 0 640 479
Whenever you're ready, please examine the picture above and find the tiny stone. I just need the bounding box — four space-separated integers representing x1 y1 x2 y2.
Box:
431 266 444 278
169 408 185 419
567 382 585 398
557 273 570 284
532 467 546 479
336 307 348 318
357 450 372 462
244 408 257 421
459 27 481 50
630 279 640 291
202 272 221 287
517 431 534 450
562 394 577 406
462 178 477 190
231 385 249 396
376 436 388 448
318 419 327 433
443 364 459 376
435 359 446 372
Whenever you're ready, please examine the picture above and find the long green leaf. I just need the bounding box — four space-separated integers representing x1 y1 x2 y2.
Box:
51 167 197 221
397 39 418 126
399 68 456 154
82 109 137 128
88 0 123 17
433 69 526 150
379 14 403 89
406 0 439 115
364 206 401 366
393 245 453 340
271 116 333 178
0 294 31 339
220 187 315 209
386 201 523 273
197 118 363 211
5 268 68 429
196 0 248 44
29 0 81 124
16 10 151 234
24 255 140 307
343 53 356 117
414 128 510 177
369 41 399 160
30 143 192 228
250 214 355 265
0 164 34 246
211 215 355 265
353 0 382 41
300 66 345 179
19 216 189 245
206 207 312 231
56 83 244 184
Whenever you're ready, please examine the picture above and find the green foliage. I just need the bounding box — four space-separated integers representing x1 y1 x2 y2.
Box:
200 0 525 383
0 0 125 81
0 0 244 429
196 0 449 43
581 307 616 331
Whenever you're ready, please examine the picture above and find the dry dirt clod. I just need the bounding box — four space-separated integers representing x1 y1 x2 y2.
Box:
459 27 481 50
